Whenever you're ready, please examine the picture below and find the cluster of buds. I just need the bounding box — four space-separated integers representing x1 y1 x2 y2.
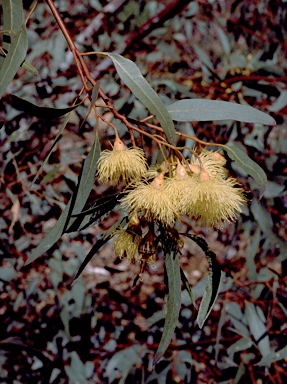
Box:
97 136 247 263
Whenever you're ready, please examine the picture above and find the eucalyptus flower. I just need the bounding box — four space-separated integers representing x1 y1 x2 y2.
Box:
121 173 179 227
97 136 148 186
182 170 247 227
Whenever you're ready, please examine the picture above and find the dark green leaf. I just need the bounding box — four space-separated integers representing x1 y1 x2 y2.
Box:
181 234 222 328
167 99 276 126
0 29 28 100
25 136 101 265
180 267 196 308
223 144 267 198
107 53 177 145
73 216 128 281
154 252 181 365
9 95 82 119
197 249 222 328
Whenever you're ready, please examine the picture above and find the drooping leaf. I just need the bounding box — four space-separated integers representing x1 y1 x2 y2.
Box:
0 29 28 100
73 216 128 281
222 144 267 198
9 95 83 119
154 252 181 365
182 234 222 328
180 267 196 308
25 136 101 265
106 53 177 145
167 99 276 126
197 249 222 328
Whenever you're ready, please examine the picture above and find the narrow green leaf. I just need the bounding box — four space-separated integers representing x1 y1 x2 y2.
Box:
167 99 276 126
181 234 222 328
0 0 23 67
73 216 128 281
154 252 181 365
66 135 101 231
0 28 28 100
197 249 222 328
25 136 101 265
180 267 196 308
106 53 177 145
223 144 267 198
9 95 83 119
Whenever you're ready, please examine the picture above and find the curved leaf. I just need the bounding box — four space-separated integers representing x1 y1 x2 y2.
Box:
182 234 222 328
9 95 83 119
154 252 181 365
167 99 276 126
197 250 222 328
25 135 101 265
223 144 267 198
106 53 177 145
0 0 23 67
0 29 28 100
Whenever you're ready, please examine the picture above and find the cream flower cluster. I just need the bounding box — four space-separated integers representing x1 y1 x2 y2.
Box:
97 137 246 229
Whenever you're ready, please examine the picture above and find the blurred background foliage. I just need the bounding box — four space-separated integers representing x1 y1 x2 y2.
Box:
0 0 287 383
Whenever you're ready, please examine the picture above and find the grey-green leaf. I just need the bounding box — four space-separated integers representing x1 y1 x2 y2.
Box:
167 99 276 126
0 28 28 100
25 136 101 265
154 252 181 365
106 53 177 145
0 0 23 66
223 144 267 198
197 251 222 328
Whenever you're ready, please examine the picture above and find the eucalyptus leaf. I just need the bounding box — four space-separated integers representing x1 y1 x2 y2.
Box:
9 95 83 119
106 53 177 144
154 252 181 365
25 136 101 265
0 29 28 100
182 234 222 328
0 0 23 68
197 249 222 328
167 99 276 126
223 144 267 198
